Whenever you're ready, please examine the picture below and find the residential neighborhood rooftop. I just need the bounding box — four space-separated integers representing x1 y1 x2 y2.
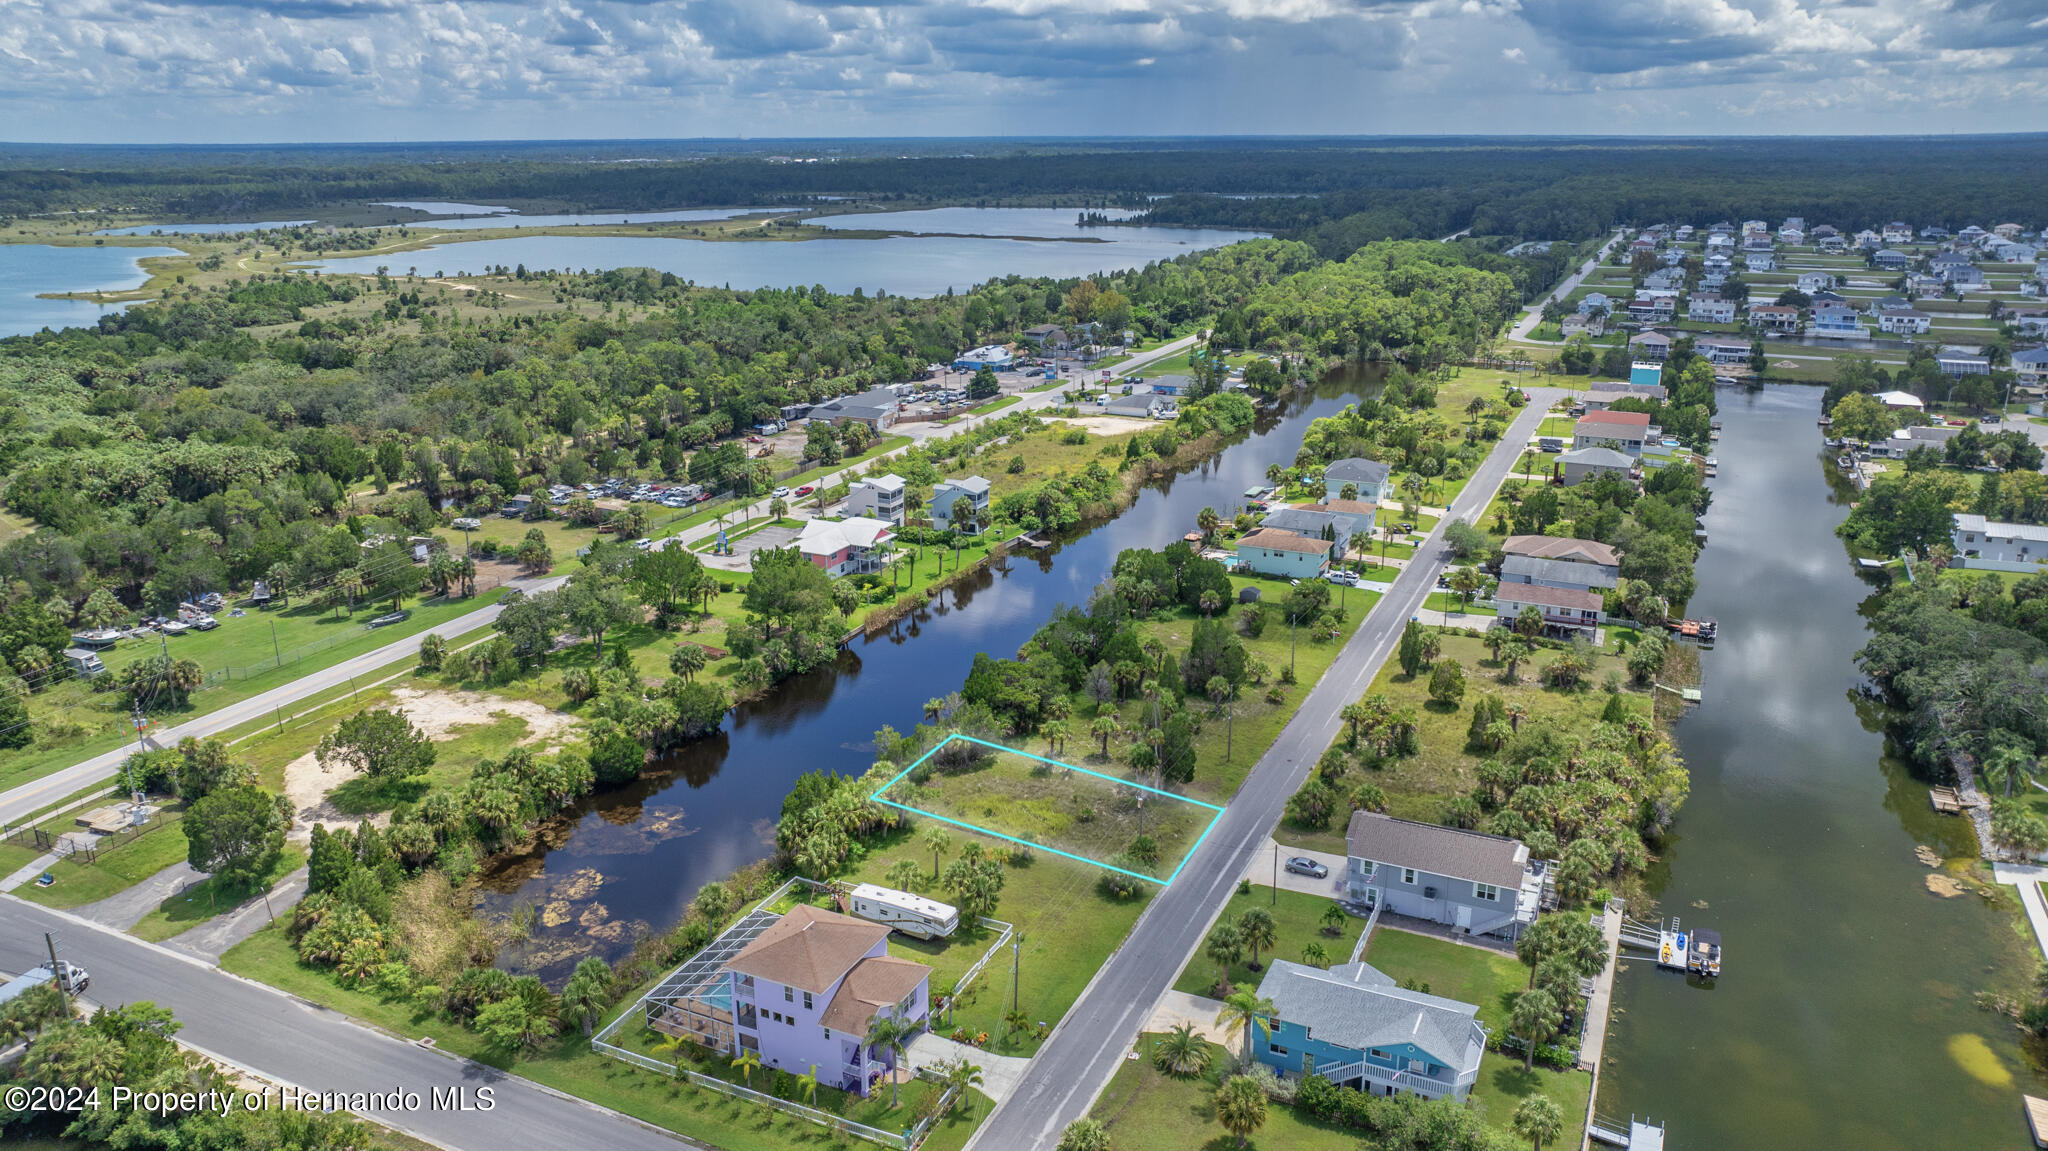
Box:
1502 535 1620 566
1238 527 1332 555
726 904 893 994
1256 959 1486 1067
1346 810 1529 889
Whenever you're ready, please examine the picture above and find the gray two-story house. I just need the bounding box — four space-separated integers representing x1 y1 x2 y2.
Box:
1346 811 1543 941
930 475 992 533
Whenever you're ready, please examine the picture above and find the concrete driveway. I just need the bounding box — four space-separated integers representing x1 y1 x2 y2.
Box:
1241 838 1348 900
1142 990 1231 1044
903 1032 1032 1105
704 523 802 571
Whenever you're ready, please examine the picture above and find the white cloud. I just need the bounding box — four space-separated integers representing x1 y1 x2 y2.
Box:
0 0 2041 137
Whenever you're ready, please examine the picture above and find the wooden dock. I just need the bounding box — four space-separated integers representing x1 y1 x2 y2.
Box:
2025 1094 2048 1148
1931 786 1972 814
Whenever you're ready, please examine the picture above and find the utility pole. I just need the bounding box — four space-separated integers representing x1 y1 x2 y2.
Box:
1010 932 1022 1014
271 620 282 668
44 932 65 1010
1271 844 1278 906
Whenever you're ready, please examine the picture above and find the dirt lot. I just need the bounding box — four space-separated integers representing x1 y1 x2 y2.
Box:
281 687 576 839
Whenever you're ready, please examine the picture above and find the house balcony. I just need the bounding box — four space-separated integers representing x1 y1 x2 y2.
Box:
1310 1056 1469 1099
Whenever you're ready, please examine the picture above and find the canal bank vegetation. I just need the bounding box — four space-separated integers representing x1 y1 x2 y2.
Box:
1858 572 2048 856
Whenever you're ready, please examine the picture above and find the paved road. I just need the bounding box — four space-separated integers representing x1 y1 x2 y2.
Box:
0 898 699 1151
0 574 568 829
1507 230 1627 343
0 335 1205 830
972 392 1562 1150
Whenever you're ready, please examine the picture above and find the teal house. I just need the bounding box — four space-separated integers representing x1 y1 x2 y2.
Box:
1253 959 1487 1101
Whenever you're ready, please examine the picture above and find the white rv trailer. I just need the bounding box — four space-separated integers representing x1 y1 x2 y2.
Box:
846 883 960 940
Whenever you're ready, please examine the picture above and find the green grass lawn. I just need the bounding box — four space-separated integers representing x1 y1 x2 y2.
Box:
14 812 191 909
1358 926 1528 1034
1537 416 1577 438
0 587 509 798
1172 887 1365 998
968 395 1020 416
878 743 1213 882
1091 1033 1379 1151
130 845 306 942
832 826 1153 1058
219 924 989 1151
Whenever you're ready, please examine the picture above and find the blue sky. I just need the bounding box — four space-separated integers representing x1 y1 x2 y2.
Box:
2 0 2045 141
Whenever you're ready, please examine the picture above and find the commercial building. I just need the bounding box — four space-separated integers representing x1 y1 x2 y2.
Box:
951 345 1014 372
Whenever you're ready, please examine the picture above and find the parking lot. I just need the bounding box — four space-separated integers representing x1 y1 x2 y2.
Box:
702 523 802 571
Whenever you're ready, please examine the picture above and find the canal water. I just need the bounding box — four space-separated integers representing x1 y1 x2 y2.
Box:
1600 385 2043 1149
479 374 1375 982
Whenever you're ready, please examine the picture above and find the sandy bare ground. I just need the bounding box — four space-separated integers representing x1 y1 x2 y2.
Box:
283 687 577 841
1060 414 1157 436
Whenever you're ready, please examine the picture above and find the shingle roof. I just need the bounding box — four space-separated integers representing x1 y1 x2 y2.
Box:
1261 509 1372 541
820 954 930 1034
1557 446 1634 470
1346 810 1528 889
938 475 992 495
1501 554 1620 590
1324 458 1391 485
1576 411 1650 431
727 905 891 994
1239 527 1331 556
1494 582 1606 613
1257 959 1484 1072
1502 535 1620 567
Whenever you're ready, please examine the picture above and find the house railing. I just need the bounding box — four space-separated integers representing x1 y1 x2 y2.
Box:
1308 1056 1458 1097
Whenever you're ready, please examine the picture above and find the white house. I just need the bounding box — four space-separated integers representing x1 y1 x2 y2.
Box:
1324 457 1392 503
1876 309 1932 335
1797 272 1836 293
1696 337 1752 365
1874 390 1926 410
1953 514 2048 573
1573 411 1651 456
1555 446 1636 487
844 474 906 525
796 517 896 577
1494 582 1605 634
1688 294 1737 323
1744 250 1777 272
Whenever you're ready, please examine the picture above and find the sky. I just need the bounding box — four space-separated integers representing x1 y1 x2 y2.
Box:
1 0 2045 141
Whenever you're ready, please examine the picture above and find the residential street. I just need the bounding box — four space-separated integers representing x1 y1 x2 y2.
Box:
0 899 701 1151
1507 230 1625 342
0 334 1202 830
969 391 1561 1150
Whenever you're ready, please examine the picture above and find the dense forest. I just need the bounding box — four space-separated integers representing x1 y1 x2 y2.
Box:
8 137 2046 256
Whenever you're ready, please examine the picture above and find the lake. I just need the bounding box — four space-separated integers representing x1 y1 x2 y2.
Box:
477 375 1372 982
812 206 1141 238
0 244 180 338
1599 385 2044 1150
301 220 1262 297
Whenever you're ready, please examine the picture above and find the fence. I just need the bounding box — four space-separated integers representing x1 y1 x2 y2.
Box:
589 874 1001 1150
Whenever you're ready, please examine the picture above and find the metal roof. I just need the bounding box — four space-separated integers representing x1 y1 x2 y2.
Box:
1257 959 1486 1072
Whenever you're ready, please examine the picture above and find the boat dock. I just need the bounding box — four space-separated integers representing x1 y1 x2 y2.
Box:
1930 785 1982 815
1589 1117 1666 1150
2025 1094 2048 1148
1617 915 1721 976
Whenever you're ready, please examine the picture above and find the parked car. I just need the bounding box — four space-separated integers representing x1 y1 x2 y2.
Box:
771 486 791 498
795 485 815 496
1324 570 1359 587
1284 857 1329 879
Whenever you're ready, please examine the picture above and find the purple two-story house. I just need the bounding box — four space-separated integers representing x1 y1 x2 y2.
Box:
724 905 933 1096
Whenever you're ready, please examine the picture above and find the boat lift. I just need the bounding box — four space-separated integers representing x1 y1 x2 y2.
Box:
1619 915 1721 977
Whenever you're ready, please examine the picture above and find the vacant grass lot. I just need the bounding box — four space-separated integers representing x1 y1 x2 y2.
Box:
1171 887 1365 999
879 741 1216 881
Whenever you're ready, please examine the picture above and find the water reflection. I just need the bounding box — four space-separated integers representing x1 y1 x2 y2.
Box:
477 374 1378 982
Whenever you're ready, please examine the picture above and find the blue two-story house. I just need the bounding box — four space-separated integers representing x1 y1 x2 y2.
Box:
1255 959 1488 1101
1322 457 1391 504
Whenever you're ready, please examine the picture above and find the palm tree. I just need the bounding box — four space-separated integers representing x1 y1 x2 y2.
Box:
1213 1074 1268 1148
886 858 923 893
1513 1093 1564 1151
1320 903 1348 936
1213 986 1275 1068
730 1047 762 1089
863 1015 911 1106
1510 988 1561 1071
1204 922 1244 993
1196 506 1220 541
1982 744 2040 798
1152 1021 1212 1077
1340 701 1370 745
796 1064 820 1107
1043 719 1071 757
1091 714 1120 758
669 644 706 682
924 697 945 720
1300 941 1330 968
769 496 789 520
923 825 952 881
943 1057 986 1115
1236 908 1277 971
651 1032 694 1073
337 568 366 615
